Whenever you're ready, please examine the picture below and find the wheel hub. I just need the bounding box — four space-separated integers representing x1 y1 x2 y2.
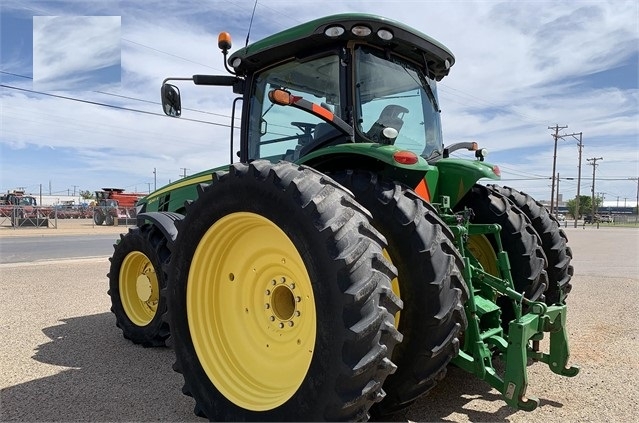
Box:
136 274 153 302
264 276 301 329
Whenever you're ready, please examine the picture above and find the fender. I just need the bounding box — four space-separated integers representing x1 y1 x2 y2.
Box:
299 143 435 188
136 211 184 245
434 158 501 207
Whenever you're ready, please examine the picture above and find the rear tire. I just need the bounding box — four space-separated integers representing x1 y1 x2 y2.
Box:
332 170 468 415
455 184 548 326
167 160 402 421
108 224 170 347
487 185 573 304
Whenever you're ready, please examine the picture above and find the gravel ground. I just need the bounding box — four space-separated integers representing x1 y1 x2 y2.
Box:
0 225 637 422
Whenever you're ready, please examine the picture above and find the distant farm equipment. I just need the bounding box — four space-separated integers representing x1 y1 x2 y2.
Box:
93 188 145 226
0 190 50 227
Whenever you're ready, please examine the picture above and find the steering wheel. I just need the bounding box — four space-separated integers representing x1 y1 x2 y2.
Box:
291 122 317 135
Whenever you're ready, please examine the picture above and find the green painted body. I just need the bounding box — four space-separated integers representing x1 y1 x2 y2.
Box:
433 158 500 206
138 167 222 214
145 12 577 412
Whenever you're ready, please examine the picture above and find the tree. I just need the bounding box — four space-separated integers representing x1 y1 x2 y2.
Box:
79 190 94 200
566 195 602 218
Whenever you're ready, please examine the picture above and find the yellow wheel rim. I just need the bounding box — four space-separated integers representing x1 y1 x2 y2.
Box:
383 249 401 328
188 212 316 411
119 251 159 326
467 235 499 276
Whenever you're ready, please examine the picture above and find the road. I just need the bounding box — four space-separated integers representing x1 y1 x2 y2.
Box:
0 226 637 422
0 234 120 264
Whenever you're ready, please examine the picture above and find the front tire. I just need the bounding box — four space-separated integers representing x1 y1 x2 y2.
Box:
93 210 105 225
167 161 402 421
108 224 170 347
332 170 468 415
455 184 548 326
487 185 573 304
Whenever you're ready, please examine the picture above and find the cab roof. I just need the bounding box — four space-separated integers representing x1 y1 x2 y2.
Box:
228 13 455 81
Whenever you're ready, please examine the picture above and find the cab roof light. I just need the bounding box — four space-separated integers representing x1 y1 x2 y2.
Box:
351 25 372 37
324 25 345 38
377 28 393 41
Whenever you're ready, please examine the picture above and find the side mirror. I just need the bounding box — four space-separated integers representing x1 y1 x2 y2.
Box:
161 84 182 117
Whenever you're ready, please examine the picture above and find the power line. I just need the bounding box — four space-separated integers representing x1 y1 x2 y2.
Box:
122 38 223 72
0 70 234 120
0 84 230 127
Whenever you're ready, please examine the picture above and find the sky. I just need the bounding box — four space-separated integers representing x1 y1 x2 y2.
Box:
1 0 638 206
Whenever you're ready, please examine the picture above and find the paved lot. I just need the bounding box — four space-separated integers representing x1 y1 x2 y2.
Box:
0 225 637 421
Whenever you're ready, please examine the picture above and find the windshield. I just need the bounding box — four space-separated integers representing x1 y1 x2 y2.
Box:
19 197 36 206
355 47 443 159
248 54 342 161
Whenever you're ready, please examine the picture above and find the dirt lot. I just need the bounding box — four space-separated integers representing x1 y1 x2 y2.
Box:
0 225 637 421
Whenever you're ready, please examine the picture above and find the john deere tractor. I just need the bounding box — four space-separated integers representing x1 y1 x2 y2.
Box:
107 14 577 421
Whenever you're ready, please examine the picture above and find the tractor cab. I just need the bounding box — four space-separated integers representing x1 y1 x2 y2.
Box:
241 39 445 163
162 14 454 167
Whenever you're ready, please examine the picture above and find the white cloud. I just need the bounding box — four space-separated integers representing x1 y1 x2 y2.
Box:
33 15 121 90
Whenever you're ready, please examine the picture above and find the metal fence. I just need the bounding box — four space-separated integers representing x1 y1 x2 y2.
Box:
0 205 53 228
0 205 139 229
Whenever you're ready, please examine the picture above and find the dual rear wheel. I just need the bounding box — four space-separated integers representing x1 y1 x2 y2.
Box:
167 161 401 420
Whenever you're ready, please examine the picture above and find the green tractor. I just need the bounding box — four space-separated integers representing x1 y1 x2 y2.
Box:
107 13 578 420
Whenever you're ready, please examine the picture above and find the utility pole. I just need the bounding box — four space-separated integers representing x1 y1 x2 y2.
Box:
630 177 639 224
548 125 568 215
587 157 603 218
153 167 157 191
569 133 584 227
556 172 560 210
147 182 152 193
636 178 639 224
180 168 189 178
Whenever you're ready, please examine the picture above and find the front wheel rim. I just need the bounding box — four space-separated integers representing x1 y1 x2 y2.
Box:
119 251 159 326
188 212 316 411
467 235 499 276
